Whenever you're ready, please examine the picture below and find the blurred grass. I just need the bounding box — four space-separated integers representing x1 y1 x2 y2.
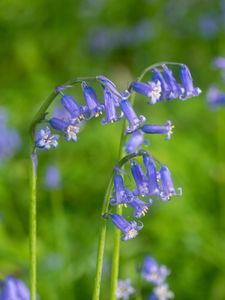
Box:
0 0 225 299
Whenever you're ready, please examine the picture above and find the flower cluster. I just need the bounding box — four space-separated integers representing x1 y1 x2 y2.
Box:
0 276 30 300
142 256 174 300
34 63 200 151
0 107 21 164
109 153 182 241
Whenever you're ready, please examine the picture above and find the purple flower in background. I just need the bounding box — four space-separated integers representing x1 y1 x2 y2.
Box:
0 276 30 300
116 279 135 300
119 99 145 133
45 165 61 189
49 118 79 142
142 256 170 285
159 165 182 201
142 121 174 140
35 127 59 149
0 108 21 164
125 130 145 154
179 64 201 100
110 213 143 241
213 57 225 69
207 86 225 109
149 283 174 300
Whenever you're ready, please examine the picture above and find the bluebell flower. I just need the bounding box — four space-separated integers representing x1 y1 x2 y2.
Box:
207 86 225 109
128 197 151 218
159 165 182 201
142 256 170 285
162 65 184 99
131 161 149 196
35 127 59 149
152 68 171 100
110 174 134 205
45 165 61 189
131 81 161 104
119 99 145 133
179 64 201 100
96 75 122 100
81 81 104 118
141 121 174 140
143 155 160 196
149 283 174 300
0 276 30 300
116 279 135 300
49 118 79 142
102 88 122 124
110 213 143 241
125 130 145 154
61 94 85 121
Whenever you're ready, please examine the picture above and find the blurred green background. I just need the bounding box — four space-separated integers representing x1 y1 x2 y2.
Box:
0 0 225 299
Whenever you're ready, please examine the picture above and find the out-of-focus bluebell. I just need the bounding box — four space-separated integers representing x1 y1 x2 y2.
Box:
213 57 225 69
0 107 21 164
142 256 170 285
116 279 135 300
44 165 61 189
88 20 154 55
149 283 174 300
207 86 225 109
0 276 30 300
198 14 219 39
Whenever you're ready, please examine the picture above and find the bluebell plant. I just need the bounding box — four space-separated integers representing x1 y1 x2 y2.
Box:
29 61 201 300
0 276 30 300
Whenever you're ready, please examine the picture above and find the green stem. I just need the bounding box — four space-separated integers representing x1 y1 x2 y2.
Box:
92 175 114 300
30 152 37 300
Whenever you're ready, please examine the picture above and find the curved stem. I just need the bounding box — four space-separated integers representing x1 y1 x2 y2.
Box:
30 152 38 300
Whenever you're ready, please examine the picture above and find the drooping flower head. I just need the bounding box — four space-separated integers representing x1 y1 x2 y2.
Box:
142 256 170 285
61 94 85 122
35 127 59 150
110 213 143 241
116 279 135 300
179 64 201 100
0 276 30 300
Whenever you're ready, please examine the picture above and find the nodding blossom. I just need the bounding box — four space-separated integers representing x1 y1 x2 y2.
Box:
116 279 135 300
179 64 201 99
110 173 134 205
110 213 143 241
159 165 182 201
102 87 122 124
162 64 184 99
127 197 151 218
82 81 104 118
125 130 145 154
131 81 162 104
61 94 85 122
49 118 80 142
141 121 174 140
131 161 149 196
143 155 160 196
35 127 59 149
0 276 30 300
142 256 170 285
